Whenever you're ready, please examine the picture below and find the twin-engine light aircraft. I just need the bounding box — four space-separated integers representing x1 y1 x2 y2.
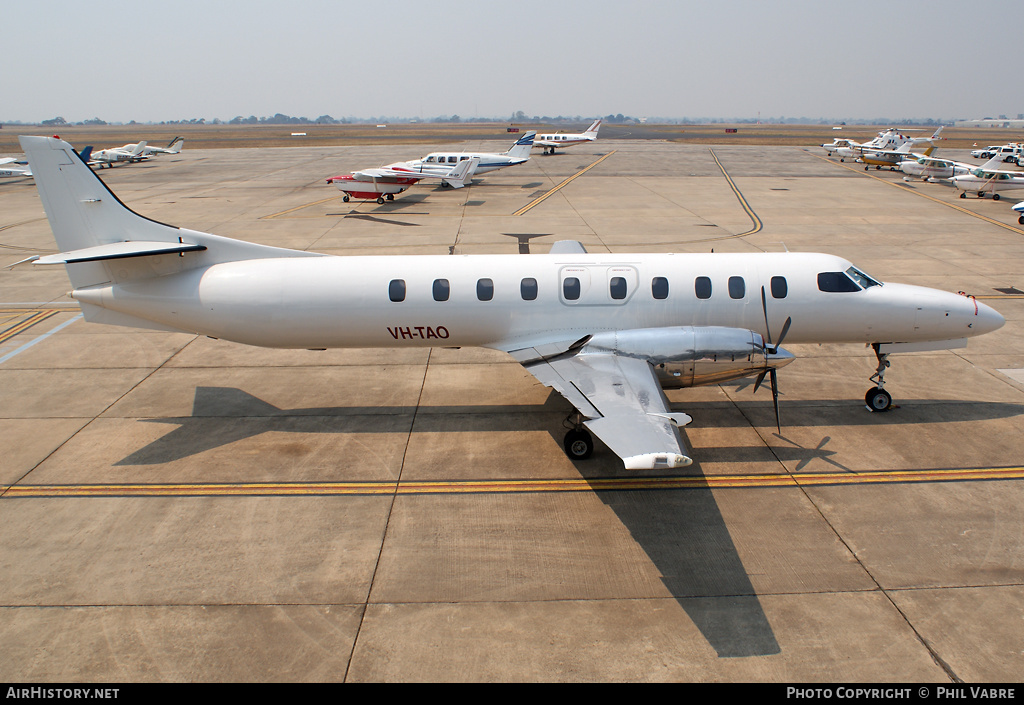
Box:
0 157 33 178
403 131 535 175
19 136 1005 470
88 141 148 168
120 136 184 158
535 120 601 154
326 156 478 203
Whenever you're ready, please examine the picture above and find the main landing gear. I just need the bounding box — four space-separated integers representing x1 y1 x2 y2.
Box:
865 344 893 412
563 413 594 460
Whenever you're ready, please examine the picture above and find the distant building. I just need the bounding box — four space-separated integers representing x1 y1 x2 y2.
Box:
955 118 1024 129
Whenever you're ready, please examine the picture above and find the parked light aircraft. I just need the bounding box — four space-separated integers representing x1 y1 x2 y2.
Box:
900 154 1002 182
820 137 856 157
951 164 1024 200
835 126 943 162
120 136 184 158
19 135 1004 469
403 131 535 175
0 157 32 178
325 156 478 203
535 120 601 154
89 141 147 168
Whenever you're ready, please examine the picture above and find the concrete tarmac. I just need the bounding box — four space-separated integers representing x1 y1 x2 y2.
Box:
1 138 1023 682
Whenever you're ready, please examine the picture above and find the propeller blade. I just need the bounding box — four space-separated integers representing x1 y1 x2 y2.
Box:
753 370 768 394
774 317 792 351
760 287 772 345
770 368 781 433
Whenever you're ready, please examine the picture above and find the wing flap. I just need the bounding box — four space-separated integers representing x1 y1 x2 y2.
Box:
523 351 692 469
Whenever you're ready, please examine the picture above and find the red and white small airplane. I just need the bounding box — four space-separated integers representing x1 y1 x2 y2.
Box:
326 157 479 204
535 120 601 154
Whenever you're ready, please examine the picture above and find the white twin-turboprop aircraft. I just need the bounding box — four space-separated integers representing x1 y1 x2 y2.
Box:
19 136 1004 470
88 140 148 168
535 120 601 154
403 130 536 175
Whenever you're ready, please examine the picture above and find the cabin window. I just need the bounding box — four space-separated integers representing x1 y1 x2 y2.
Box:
770 276 788 299
425 156 436 163
610 277 627 300
432 279 450 302
460 156 470 161
652 277 669 300
728 276 745 300
448 156 458 164
477 278 493 301
817 271 861 293
521 277 538 301
389 279 406 303
563 277 581 300
695 276 712 300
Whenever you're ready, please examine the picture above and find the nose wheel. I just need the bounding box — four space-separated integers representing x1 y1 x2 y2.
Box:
866 345 893 412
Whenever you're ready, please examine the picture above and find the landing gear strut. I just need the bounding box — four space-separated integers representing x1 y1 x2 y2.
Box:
563 413 594 460
865 344 892 412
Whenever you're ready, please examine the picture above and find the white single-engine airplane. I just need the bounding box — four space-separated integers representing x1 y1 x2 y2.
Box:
403 131 536 175
899 154 1002 182
535 120 601 154
951 164 1024 200
20 135 1005 470
88 141 148 168
326 156 478 203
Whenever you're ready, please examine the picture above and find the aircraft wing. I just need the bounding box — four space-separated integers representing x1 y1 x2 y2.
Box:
515 344 693 470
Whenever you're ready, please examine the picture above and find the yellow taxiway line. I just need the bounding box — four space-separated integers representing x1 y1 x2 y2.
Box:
512 151 617 216
0 309 59 346
709 148 763 237
5 466 1024 498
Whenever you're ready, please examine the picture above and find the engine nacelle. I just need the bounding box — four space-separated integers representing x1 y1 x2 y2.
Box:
581 326 794 389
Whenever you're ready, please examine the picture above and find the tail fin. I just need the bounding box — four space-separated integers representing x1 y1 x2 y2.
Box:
20 135 314 290
505 131 535 159
442 157 480 188
129 141 147 157
166 137 184 154
78 145 93 163
585 120 601 135
978 155 1005 171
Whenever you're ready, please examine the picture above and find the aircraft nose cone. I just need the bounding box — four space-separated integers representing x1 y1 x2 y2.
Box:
973 300 1005 336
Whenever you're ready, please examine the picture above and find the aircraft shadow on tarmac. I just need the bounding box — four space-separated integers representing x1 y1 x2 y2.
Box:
115 385 1024 658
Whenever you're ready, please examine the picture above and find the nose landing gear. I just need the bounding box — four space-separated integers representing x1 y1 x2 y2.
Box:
865 344 893 412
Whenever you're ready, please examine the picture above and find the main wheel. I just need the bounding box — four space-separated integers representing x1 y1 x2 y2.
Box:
865 388 892 412
960 192 967 199
993 193 1000 201
342 195 350 202
563 429 594 460
376 196 385 204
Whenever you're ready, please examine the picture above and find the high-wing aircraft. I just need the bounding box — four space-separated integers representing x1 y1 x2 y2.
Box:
119 136 184 158
402 131 535 175
19 135 1004 470
535 120 601 154
900 154 1002 182
326 156 479 204
951 164 1024 200
88 141 148 168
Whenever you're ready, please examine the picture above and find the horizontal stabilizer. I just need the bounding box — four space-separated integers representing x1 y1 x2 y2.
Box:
549 240 588 255
34 240 207 265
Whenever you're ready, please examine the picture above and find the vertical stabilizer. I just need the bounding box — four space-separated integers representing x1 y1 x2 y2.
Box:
20 135 182 287
505 131 536 159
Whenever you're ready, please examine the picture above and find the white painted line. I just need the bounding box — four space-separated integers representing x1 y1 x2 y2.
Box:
0 314 82 365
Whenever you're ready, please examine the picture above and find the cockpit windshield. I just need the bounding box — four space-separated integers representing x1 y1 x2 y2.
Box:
846 266 881 289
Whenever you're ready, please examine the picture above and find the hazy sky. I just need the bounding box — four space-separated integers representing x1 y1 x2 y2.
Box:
6 0 1020 123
